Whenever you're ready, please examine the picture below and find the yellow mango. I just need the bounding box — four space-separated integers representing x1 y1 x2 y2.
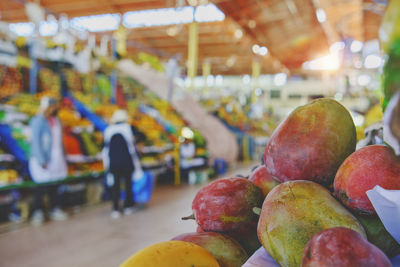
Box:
120 240 220 267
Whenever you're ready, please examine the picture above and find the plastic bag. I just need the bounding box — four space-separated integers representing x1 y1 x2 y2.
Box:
367 186 400 243
132 171 154 203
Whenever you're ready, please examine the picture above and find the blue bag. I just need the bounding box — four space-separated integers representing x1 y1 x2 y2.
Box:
132 171 154 203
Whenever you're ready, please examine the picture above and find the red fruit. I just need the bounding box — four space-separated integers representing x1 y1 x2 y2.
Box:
264 98 356 185
302 227 392 267
196 225 205 233
197 223 261 255
172 232 248 267
248 165 280 197
334 145 400 214
186 177 263 232
223 223 261 256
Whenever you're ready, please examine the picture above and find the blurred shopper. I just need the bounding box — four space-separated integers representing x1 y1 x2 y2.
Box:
103 110 142 219
29 97 68 226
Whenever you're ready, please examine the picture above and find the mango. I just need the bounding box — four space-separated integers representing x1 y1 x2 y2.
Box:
302 227 392 267
196 223 261 256
248 165 280 197
334 145 400 214
264 98 356 185
223 223 261 256
356 214 400 257
186 177 263 232
257 180 365 267
119 240 219 267
172 232 248 267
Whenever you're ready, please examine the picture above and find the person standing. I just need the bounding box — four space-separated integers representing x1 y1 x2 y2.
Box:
29 97 68 226
103 109 142 219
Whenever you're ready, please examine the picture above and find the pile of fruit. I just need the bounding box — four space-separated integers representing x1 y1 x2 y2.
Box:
215 99 249 132
0 66 23 99
58 99 104 175
152 98 187 130
58 98 92 128
121 98 400 267
130 108 174 147
38 68 61 95
63 69 83 92
5 93 39 117
0 148 19 186
0 169 19 185
202 97 278 138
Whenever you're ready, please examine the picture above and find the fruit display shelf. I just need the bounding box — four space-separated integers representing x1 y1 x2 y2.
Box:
57 98 104 175
0 93 104 178
201 97 277 138
74 75 208 172
72 95 172 170
0 63 209 179
200 97 276 161
0 151 21 186
0 66 23 99
0 171 104 192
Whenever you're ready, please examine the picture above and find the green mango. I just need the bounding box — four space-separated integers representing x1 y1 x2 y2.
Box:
356 214 400 257
257 180 366 267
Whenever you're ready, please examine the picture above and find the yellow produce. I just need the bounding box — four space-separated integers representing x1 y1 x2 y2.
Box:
0 170 19 184
364 104 383 127
120 240 220 267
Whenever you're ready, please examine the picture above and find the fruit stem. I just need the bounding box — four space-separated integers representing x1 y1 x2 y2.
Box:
182 214 195 220
253 207 261 216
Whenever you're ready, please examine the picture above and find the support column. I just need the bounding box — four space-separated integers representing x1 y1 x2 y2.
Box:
110 38 117 104
251 57 261 103
187 22 199 90
28 37 37 94
202 60 211 92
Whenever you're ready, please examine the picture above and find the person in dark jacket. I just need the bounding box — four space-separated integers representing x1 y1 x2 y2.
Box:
103 110 142 219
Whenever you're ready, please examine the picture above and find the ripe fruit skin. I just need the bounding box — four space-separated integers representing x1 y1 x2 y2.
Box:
302 227 392 267
248 165 280 197
334 145 400 214
192 177 263 232
196 224 261 256
172 232 248 267
257 180 365 267
119 240 219 267
264 98 356 186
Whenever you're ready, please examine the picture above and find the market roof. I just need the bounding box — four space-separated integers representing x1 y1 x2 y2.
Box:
0 0 386 74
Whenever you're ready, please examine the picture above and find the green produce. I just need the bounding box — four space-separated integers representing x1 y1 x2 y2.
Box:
172 232 248 267
356 214 400 257
257 180 365 267
80 131 101 156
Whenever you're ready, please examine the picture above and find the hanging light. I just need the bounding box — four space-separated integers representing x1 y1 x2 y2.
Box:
167 26 180 36
234 29 243 40
274 73 287 86
252 44 260 54
350 40 363 53
248 20 256 29
316 8 326 23
259 46 268 56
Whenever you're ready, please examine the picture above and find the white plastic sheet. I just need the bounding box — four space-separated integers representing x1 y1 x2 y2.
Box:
367 186 400 243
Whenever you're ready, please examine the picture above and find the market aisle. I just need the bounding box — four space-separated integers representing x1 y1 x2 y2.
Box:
0 163 256 267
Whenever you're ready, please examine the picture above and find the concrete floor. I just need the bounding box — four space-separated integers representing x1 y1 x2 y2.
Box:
0 163 255 267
